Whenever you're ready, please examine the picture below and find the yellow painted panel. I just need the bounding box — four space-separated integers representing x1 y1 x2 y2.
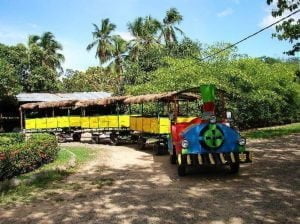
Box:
119 115 130 128
81 117 90 128
130 116 137 130
136 117 143 132
25 119 36 129
46 117 57 129
90 116 99 128
57 117 70 128
159 117 171 126
150 118 159 133
69 116 81 127
159 125 171 134
143 118 152 132
177 117 197 123
107 115 119 128
99 116 109 128
36 118 47 129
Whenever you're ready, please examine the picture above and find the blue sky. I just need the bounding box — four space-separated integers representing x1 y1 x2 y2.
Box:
0 0 298 70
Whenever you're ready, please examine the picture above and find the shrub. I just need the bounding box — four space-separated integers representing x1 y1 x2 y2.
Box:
0 133 24 146
0 133 59 180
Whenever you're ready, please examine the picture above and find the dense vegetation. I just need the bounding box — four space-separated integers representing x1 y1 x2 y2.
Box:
0 7 299 129
0 133 59 180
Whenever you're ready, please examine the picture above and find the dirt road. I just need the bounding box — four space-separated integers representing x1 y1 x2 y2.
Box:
0 134 299 224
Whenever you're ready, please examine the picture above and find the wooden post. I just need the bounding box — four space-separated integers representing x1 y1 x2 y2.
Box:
20 108 23 130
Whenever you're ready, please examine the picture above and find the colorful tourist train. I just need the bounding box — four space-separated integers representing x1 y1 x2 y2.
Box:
20 85 252 176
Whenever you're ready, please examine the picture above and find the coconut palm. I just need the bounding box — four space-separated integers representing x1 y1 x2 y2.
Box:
161 8 184 46
109 35 128 76
109 35 128 94
27 32 65 71
87 18 116 64
127 16 161 61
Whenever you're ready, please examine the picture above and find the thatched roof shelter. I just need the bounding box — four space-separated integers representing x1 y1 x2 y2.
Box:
20 103 39 110
74 96 129 108
123 91 199 104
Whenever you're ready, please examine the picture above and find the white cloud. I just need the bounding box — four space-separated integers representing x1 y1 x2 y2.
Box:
217 8 234 17
115 31 135 41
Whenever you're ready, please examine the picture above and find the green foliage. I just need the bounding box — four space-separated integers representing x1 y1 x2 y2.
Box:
87 18 117 64
126 47 300 129
0 133 59 180
266 0 300 55
244 123 300 139
61 67 118 92
0 32 63 96
0 133 24 147
0 58 21 98
0 146 97 205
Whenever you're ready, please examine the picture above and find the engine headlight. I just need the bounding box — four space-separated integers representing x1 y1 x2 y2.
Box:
209 115 217 124
182 139 189 148
238 137 246 146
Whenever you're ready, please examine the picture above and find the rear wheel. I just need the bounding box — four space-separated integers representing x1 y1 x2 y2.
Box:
137 137 146 150
110 133 119 146
153 142 166 155
73 133 81 142
229 162 240 174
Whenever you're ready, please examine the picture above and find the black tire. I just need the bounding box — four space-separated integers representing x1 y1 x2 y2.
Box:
229 162 240 174
170 154 177 164
73 133 81 142
91 135 99 144
110 133 119 146
170 146 177 164
153 142 164 155
178 165 187 176
137 137 146 150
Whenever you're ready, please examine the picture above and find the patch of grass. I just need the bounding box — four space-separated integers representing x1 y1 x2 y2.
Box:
0 146 97 205
243 123 300 139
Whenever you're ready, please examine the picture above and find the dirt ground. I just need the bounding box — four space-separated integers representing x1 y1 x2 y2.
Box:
0 134 299 224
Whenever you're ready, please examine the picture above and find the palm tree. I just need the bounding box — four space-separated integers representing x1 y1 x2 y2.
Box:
109 35 128 75
109 35 128 94
87 18 116 64
127 16 161 61
27 32 65 71
161 8 184 46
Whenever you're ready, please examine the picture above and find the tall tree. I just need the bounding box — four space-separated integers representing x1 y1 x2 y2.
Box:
109 35 128 76
87 18 116 64
267 0 300 55
127 16 161 61
161 8 184 47
28 32 65 70
109 35 128 94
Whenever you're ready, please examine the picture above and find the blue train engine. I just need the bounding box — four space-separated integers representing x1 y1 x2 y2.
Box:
169 85 252 176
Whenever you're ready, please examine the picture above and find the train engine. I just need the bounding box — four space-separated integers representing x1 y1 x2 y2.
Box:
169 85 252 176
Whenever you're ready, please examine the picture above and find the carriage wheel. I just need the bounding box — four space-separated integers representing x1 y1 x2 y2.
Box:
110 133 119 146
137 137 146 150
229 162 240 174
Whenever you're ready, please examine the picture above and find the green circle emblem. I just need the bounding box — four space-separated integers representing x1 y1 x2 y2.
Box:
203 124 224 149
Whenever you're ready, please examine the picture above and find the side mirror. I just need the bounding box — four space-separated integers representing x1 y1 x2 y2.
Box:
226 111 232 120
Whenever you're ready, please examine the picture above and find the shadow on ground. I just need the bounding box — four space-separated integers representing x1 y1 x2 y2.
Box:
0 134 299 224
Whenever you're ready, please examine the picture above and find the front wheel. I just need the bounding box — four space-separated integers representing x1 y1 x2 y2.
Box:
229 162 240 174
178 165 187 176
170 154 177 164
